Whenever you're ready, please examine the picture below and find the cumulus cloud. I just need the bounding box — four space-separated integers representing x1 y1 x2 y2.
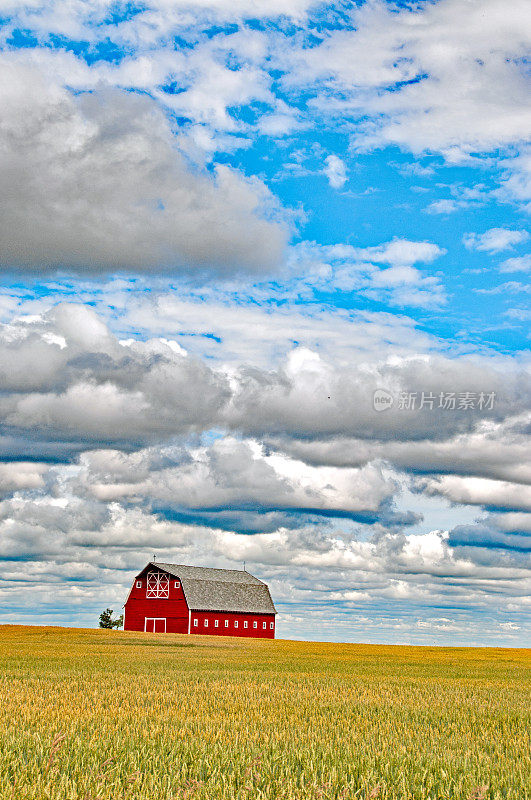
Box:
0 303 230 453
0 463 49 498
495 149 531 209
463 228 529 253
0 301 527 642
324 155 347 188
76 438 401 528
229 346 528 445
448 522 530 555
0 61 288 276
1 302 528 462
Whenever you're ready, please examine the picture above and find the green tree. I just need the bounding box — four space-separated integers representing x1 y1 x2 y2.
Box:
98 609 123 629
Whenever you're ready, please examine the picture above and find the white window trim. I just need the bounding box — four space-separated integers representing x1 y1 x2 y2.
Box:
270 622 274 629
253 621 258 628
146 571 170 599
144 617 166 633
234 621 238 628
224 620 229 627
194 618 198 627
136 581 142 588
174 581 180 588
244 621 248 629
263 622 266 629
204 618 208 627
214 619 219 628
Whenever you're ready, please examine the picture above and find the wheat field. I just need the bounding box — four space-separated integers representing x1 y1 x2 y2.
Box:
0 626 529 800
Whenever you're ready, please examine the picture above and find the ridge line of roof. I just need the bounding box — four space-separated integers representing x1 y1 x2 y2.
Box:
151 562 265 583
152 561 255 574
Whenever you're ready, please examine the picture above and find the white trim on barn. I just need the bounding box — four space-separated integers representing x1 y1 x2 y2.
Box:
146 571 170 598
144 617 166 633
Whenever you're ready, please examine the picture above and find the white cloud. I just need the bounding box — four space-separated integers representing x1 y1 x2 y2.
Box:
495 149 531 210
324 154 347 189
273 417 531 488
289 0 531 159
463 228 529 253
0 463 48 498
1 301 528 460
0 60 288 276
417 475 531 512
499 254 531 273
475 281 531 295
79 437 398 521
286 239 447 309
0 302 527 643
425 199 461 215
0 0 318 47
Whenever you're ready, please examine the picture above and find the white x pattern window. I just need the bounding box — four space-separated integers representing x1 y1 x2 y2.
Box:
146 571 169 598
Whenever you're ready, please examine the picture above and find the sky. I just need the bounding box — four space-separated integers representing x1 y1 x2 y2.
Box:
0 0 529 646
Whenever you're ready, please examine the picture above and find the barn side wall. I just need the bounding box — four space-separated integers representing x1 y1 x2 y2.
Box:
190 611 275 639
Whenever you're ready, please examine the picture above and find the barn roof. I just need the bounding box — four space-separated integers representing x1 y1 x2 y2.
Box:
151 562 277 615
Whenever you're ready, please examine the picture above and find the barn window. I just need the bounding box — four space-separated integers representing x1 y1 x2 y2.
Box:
224 620 229 627
253 621 258 629
146 571 169 599
194 619 198 627
262 622 266 629
244 621 248 629
270 622 274 629
174 581 180 589
136 581 142 588
204 618 208 627
214 619 219 628
234 621 238 628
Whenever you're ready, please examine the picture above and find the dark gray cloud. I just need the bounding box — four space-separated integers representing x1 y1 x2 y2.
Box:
0 62 287 276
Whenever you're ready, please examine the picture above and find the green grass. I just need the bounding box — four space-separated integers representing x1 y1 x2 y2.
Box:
0 626 529 799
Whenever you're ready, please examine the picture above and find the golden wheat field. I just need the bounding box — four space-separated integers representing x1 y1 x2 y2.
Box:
0 626 529 800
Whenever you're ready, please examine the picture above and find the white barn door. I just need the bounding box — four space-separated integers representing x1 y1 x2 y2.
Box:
144 617 166 633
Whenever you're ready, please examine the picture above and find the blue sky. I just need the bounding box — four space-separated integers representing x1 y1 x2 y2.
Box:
0 0 529 645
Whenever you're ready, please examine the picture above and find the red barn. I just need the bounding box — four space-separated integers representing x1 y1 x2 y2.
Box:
123 562 277 638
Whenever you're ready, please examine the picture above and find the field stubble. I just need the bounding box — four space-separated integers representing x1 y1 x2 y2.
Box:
0 626 529 800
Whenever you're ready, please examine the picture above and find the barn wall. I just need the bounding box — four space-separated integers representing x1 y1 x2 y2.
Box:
124 570 189 633
190 611 275 639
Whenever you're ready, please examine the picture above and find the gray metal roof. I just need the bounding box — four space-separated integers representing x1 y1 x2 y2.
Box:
151 562 277 614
